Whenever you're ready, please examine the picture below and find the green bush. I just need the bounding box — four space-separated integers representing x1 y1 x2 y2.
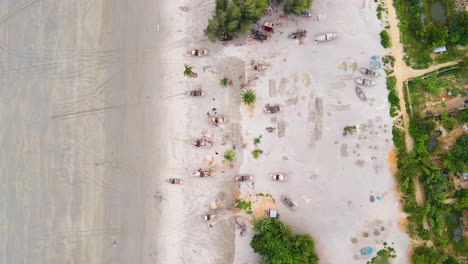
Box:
251 218 319 263
380 30 391 48
412 246 448 264
283 0 313 14
204 0 269 41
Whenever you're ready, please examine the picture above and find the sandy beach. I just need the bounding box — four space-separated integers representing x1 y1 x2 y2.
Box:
1 0 410 263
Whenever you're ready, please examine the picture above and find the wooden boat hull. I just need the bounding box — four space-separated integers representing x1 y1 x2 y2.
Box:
359 67 380 77
355 86 367 102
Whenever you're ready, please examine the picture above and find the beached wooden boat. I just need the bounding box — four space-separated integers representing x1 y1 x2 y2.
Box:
166 178 184 184
193 168 215 177
250 60 269 71
355 77 375 87
208 115 229 125
202 213 218 221
355 86 367 102
288 29 307 39
262 21 274 33
271 173 288 182
188 89 204 97
235 175 254 182
359 67 380 77
300 11 312 17
281 195 298 210
314 32 337 42
187 49 208 57
264 104 281 114
190 138 213 148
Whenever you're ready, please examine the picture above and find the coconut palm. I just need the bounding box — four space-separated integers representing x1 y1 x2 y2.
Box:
183 64 195 78
220 76 230 88
241 89 256 105
253 218 272 233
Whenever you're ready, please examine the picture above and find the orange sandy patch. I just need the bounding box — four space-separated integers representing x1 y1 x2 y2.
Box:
398 217 408 233
387 147 397 175
252 196 276 220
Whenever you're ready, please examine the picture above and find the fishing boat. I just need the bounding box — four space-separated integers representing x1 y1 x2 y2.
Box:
166 178 184 185
188 89 204 97
314 32 337 42
193 168 214 177
288 29 307 39
355 86 367 102
264 104 281 114
190 138 213 148
359 67 380 77
187 49 208 57
208 115 229 125
281 195 298 210
235 175 254 182
271 173 288 182
355 78 375 87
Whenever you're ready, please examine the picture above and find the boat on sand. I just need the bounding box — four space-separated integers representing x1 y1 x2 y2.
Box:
355 86 367 102
314 32 337 42
359 67 380 77
355 78 375 87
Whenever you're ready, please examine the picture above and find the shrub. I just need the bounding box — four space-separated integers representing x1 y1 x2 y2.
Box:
241 89 256 105
223 149 236 163
283 0 313 14
380 30 391 48
251 218 319 263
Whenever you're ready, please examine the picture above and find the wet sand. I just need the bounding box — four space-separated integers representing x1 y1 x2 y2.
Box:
0 0 162 262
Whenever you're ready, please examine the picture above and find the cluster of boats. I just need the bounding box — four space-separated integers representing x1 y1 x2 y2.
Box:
354 67 380 102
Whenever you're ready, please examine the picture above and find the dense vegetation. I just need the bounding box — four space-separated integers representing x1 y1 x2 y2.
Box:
250 218 319 263
205 0 313 41
205 0 269 41
386 76 400 117
283 0 313 14
392 0 466 68
391 61 467 262
380 30 392 48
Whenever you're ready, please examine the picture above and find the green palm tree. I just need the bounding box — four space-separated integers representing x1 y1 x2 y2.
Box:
220 76 230 88
253 218 272 233
183 64 195 77
241 89 256 105
275 223 292 239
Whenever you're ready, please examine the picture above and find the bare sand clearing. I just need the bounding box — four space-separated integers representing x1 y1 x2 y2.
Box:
0 0 410 263
229 0 410 263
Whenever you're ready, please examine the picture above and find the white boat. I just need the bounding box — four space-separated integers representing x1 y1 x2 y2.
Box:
187 49 208 57
314 32 337 42
355 78 375 87
208 115 229 125
271 173 288 182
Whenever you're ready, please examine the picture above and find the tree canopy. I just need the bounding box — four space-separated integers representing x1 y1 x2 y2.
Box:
204 0 269 41
283 0 313 14
422 23 448 49
447 11 468 46
250 218 319 264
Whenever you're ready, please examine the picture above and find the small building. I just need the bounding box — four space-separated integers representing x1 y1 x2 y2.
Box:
434 46 447 54
461 171 468 181
268 209 277 218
